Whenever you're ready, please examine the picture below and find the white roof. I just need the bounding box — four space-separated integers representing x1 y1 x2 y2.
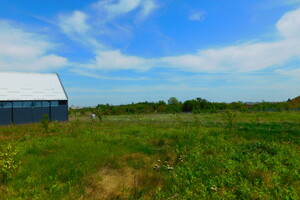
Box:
0 72 68 101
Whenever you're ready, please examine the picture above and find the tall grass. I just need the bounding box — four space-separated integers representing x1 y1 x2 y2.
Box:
0 111 299 199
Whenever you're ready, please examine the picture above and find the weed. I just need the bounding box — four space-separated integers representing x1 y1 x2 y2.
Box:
192 114 203 127
222 110 237 132
68 119 81 136
0 144 20 183
173 114 183 124
40 114 50 132
94 108 103 122
255 116 261 126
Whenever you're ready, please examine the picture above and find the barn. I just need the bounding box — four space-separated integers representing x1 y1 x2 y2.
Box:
0 72 68 125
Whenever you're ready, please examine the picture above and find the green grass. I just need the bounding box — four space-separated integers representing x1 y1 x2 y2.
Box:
0 112 299 199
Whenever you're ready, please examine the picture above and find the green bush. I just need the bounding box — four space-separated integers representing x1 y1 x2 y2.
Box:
222 110 237 132
0 144 20 183
40 114 50 132
94 108 103 121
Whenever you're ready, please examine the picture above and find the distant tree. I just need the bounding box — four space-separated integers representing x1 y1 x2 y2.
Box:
168 97 179 105
182 100 198 112
167 97 181 113
157 101 167 106
196 98 210 109
229 101 245 111
94 108 103 121
157 104 167 113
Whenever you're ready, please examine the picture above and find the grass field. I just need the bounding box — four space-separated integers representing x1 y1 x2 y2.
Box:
0 111 299 199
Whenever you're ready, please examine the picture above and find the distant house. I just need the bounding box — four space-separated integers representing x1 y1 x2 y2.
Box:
0 72 68 125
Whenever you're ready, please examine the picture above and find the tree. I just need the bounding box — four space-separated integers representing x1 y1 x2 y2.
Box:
168 97 179 105
196 97 210 109
94 108 103 121
182 100 198 112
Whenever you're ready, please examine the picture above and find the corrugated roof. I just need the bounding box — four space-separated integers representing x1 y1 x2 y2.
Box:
0 72 68 101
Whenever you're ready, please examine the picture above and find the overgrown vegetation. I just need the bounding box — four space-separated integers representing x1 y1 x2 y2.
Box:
40 114 50 132
70 96 300 117
0 111 299 199
0 144 20 183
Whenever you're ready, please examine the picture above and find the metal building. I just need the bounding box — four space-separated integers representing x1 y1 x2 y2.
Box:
0 72 68 125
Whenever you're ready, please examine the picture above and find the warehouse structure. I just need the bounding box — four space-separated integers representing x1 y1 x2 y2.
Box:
0 72 68 125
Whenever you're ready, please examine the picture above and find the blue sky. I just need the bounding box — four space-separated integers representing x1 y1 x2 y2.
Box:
1 0 300 106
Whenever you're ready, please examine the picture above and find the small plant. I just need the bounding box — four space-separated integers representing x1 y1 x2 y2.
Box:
94 108 103 122
153 160 174 172
222 110 237 132
173 114 183 124
0 144 20 183
192 114 203 127
68 119 81 136
40 114 50 132
255 116 261 126
49 120 61 132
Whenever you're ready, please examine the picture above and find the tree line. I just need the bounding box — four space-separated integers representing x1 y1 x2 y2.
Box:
70 97 299 116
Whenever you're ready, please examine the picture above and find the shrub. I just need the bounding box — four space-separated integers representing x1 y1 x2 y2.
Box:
40 114 50 132
222 110 237 132
0 144 20 183
94 108 103 121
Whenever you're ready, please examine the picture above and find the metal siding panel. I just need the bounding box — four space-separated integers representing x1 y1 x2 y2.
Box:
13 108 32 125
32 107 50 123
0 108 12 125
50 101 68 122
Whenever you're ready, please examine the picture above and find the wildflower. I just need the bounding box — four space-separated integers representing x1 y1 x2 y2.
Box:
211 185 217 192
153 164 160 172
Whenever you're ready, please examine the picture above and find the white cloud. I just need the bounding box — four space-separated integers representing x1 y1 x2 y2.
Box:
87 50 150 71
276 8 300 39
58 11 103 48
101 0 141 19
59 11 90 35
57 1 158 71
57 0 157 48
161 8 300 73
59 5 300 75
162 39 300 72
92 0 157 21
139 0 158 19
275 68 300 77
0 20 68 72
189 11 205 21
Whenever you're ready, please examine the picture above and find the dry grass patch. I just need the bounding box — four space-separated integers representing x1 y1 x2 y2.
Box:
82 167 136 200
81 153 164 199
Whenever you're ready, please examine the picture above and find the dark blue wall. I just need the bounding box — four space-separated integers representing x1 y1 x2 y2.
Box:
32 107 50 123
51 101 68 121
0 100 68 125
0 108 12 125
13 108 32 125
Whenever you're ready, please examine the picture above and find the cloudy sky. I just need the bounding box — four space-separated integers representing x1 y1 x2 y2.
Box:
1 0 300 106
